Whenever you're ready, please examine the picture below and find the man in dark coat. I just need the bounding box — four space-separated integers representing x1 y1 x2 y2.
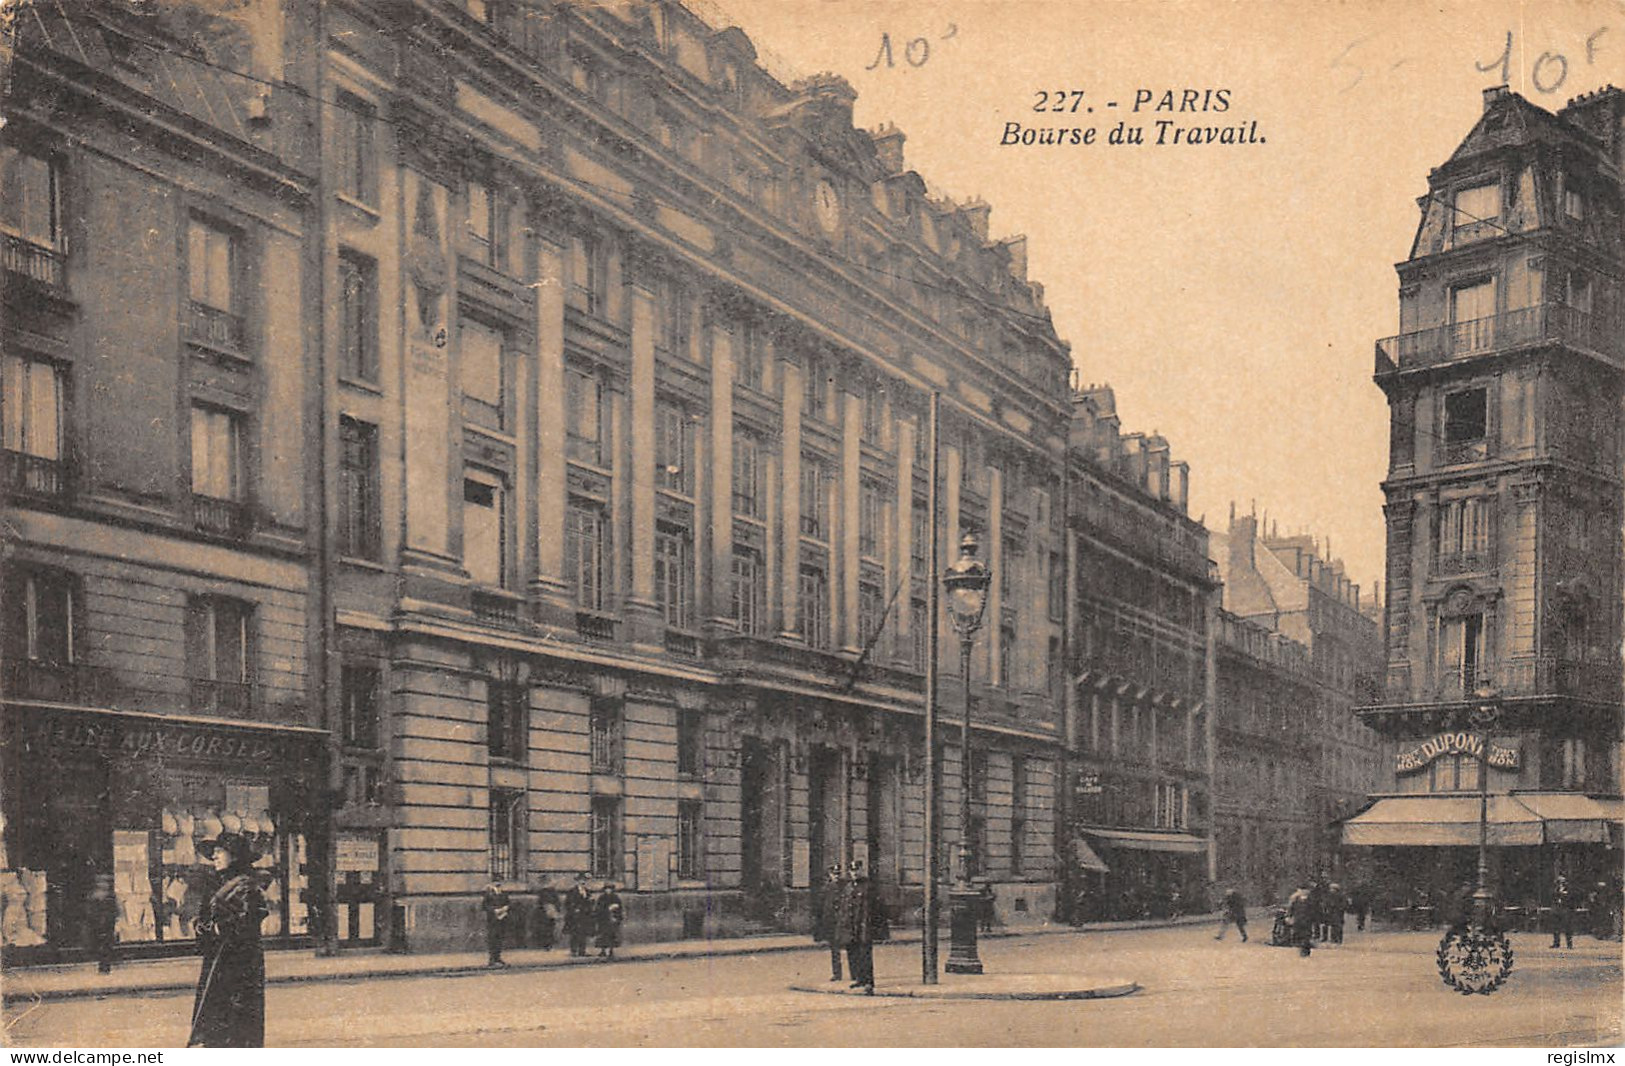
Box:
1214 886 1247 942
837 859 878 993
1286 880 1315 958
482 880 512 967
1550 875 1575 949
814 864 844 981
188 833 267 1048
1308 876 1330 942
562 874 594 957
1349 883 1371 932
1326 883 1348 944
593 883 624 959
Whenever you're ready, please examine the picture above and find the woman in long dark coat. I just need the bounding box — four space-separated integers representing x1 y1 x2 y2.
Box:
188 833 267 1048
593 883 624 959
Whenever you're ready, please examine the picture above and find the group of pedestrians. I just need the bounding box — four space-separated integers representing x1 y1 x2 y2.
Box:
813 858 890 994
485 873 624 966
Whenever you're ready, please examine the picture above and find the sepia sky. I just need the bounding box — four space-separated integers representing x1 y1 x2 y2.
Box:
700 0 1624 597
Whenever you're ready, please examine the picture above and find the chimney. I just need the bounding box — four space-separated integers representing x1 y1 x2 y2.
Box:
1483 84 1509 111
871 123 907 174
1000 236 1028 282
960 199 991 241
1172 462 1189 515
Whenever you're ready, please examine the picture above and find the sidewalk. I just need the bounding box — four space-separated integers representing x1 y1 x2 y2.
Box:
1 912 1219 1004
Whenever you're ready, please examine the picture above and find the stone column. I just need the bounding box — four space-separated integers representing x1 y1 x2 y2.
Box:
625 282 661 648
989 466 1005 688
708 323 735 631
894 418 917 662
839 389 863 653
778 358 803 639
531 234 572 626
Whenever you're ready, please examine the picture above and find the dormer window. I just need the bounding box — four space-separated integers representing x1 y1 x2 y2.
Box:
1451 182 1500 244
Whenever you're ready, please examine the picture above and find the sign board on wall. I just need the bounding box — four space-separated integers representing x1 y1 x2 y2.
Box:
1396 732 1521 774
336 835 381 873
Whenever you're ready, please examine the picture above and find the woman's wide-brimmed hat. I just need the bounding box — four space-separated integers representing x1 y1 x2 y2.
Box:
198 831 258 867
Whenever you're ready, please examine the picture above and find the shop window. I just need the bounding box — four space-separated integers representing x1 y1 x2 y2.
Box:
338 417 380 561
334 92 376 206
459 318 507 432
186 596 253 717
590 696 624 775
338 250 378 384
340 663 381 750
487 678 527 762
462 471 508 589
677 799 703 880
677 710 704 777
489 787 525 881
590 795 622 879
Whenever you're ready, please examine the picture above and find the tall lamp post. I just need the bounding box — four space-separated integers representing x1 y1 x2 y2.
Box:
1469 682 1500 927
944 532 991 975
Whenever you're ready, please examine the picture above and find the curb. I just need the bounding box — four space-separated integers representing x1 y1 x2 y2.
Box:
1 913 1217 1004
787 976 1141 1001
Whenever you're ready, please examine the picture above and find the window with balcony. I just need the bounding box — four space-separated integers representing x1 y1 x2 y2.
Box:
2 354 65 496
566 499 607 613
1451 182 1500 244
1448 279 1496 355
590 796 622 879
186 596 252 717
460 318 507 432
655 523 695 630
677 710 704 777
338 418 380 561
800 456 829 541
1435 496 1490 572
568 233 604 316
566 366 605 465
190 405 247 536
590 696 624 774
2 568 75 701
0 144 62 285
656 401 694 495
489 787 525 881
487 677 527 762
334 93 376 206
463 471 508 588
798 563 830 649
340 663 381 750
1438 610 1485 697
187 217 242 354
338 250 378 384
677 799 703 880
731 545 764 636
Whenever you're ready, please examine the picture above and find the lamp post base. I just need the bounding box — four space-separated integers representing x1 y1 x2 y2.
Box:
945 886 984 975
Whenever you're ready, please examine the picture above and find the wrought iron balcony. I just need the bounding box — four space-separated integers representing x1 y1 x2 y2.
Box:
184 300 246 355
191 494 251 537
1376 304 1622 371
3 659 83 702
3 449 67 499
471 589 524 629
663 628 702 658
574 610 618 640
1 232 64 288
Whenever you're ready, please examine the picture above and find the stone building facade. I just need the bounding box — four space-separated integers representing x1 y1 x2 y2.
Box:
2 0 1077 955
1350 86 1624 911
1062 385 1217 921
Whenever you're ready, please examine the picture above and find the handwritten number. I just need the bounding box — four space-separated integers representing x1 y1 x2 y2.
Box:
1476 31 1511 84
1587 28 1607 64
866 32 894 71
905 37 929 67
1533 51 1568 93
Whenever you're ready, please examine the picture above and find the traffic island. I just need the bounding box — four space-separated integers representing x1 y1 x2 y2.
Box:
788 973 1140 1000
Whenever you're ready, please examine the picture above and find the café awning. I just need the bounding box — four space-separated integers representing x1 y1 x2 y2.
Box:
1071 836 1110 874
1341 793 1616 847
1081 828 1208 854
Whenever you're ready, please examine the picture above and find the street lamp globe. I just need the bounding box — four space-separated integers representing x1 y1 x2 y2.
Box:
944 532 991 637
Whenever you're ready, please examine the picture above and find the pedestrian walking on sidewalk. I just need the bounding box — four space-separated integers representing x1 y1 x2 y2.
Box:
1214 887 1247 942
1550 875 1575 949
1327 883 1347 944
1286 880 1315 958
482 881 512 968
188 833 267 1048
594 883 624 959
815 864 844 981
563 874 593 957
838 859 878 993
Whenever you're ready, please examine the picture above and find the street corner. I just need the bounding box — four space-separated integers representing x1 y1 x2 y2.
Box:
787 973 1141 1000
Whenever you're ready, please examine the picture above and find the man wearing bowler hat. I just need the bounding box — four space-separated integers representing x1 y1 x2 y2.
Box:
814 863 845 982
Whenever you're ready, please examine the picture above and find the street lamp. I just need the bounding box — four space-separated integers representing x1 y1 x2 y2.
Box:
943 531 991 975
1438 678 1514 994
1469 682 1500 928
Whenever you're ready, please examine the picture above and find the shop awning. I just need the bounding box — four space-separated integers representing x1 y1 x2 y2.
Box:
1081 828 1208 854
1071 836 1110 873
1511 793 1613 844
1343 795 1544 847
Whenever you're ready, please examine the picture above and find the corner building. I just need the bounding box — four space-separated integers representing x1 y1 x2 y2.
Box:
319 1 1074 948
1350 87 1624 911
